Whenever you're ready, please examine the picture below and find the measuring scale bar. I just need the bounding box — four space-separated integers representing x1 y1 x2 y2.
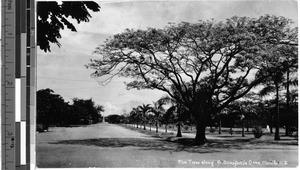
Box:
2 0 35 170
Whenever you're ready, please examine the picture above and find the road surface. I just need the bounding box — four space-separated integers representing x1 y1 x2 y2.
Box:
36 123 298 168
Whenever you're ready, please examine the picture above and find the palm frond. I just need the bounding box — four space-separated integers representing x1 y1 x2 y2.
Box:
289 77 298 87
258 85 275 97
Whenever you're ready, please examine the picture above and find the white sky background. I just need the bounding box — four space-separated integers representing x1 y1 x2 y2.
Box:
36 0 298 116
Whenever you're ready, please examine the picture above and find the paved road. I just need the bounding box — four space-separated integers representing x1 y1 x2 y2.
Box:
36 123 298 168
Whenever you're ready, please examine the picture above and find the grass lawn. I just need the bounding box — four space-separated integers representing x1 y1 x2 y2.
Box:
121 124 298 155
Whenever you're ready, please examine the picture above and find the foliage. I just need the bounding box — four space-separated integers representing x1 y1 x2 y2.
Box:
36 124 49 133
150 98 166 120
37 88 104 130
129 107 142 125
87 15 297 144
37 88 67 127
252 125 263 138
137 104 151 123
37 1 100 52
105 114 125 124
71 98 103 124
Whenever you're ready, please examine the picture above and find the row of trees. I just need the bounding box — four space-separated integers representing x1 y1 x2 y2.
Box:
87 15 298 144
37 88 104 131
120 89 297 137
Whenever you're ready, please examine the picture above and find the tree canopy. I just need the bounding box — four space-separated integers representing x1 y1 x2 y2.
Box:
87 15 297 144
37 1 100 52
37 88 104 129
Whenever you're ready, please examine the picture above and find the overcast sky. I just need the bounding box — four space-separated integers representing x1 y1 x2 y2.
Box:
37 0 298 116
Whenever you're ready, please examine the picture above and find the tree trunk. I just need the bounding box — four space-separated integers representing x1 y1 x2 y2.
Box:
143 123 146 130
193 108 210 145
194 121 207 145
242 121 245 137
150 124 151 131
246 121 249 132
136 122 138 128
275 80 280 140
218 120 222 134
285 69 290 136
156 121 158 133
165 125 167 133
176 122 182 137
270 125 273 133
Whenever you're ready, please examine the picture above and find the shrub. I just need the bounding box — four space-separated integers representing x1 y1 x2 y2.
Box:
184 126 189 130
36 124 49 132
252 125 263 138
229 128 233 135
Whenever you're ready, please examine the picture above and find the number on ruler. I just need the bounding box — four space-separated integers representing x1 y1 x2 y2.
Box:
6 0 13 11
10 138 14 148
6 31 13 37
6 131 13 136
6 81 13 86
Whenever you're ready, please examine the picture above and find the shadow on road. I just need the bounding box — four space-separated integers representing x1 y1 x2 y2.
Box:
50 138 223 154
169 137 298 150
49 135 297 154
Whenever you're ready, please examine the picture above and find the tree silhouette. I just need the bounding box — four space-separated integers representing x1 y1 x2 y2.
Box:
37 88 67 128
72 98 102 124
137 104 152 130
87 15 297 145
150 99 166 133
37 1 100 52
258 43 298 140
160 93 188 137
129 107 141 128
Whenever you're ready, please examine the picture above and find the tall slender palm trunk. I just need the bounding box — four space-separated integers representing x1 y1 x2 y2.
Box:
285 69 290 136
165 124 167 133
218 120 222 134
241 121 245 137
275 80 280 140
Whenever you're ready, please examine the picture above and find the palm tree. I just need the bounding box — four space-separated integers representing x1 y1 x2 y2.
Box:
137 104 151 130
161 106 176 134
151 99 166 133
283 63 298 135
129 107 141 128
258 39 298 140
229 100 257 137
161 95 188 137
259 66 286 140
147 114 155 131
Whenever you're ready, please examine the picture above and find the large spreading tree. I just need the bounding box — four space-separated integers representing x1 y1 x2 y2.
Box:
87 15 297 144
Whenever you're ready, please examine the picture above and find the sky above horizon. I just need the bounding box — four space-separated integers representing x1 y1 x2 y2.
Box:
37 0 298 116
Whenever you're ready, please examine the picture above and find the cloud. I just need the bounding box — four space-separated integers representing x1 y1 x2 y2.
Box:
104 102 120 115
37 0 298 116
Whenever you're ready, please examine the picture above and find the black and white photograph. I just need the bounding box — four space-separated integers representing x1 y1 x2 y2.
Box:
35 0 298 168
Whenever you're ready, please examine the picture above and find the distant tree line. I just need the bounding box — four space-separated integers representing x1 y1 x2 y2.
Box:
37 88 104 131
105 114 126 124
